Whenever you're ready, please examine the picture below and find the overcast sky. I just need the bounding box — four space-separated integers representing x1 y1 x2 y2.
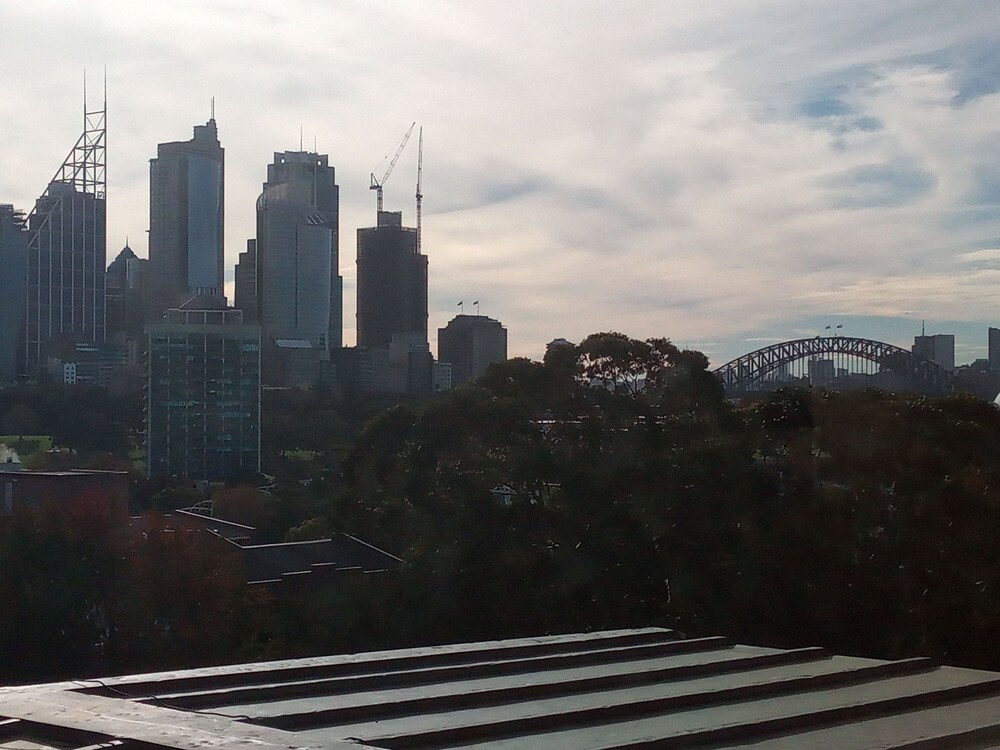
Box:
2 1 999 364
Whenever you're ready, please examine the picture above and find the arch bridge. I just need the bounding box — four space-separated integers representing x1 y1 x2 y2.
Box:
713 336 954 395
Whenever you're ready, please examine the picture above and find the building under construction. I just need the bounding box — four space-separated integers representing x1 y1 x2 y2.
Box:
356 210 427 349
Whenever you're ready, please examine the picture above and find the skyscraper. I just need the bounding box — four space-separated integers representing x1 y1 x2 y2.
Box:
0 204 28 382
356 210 427 349
438 314 508 387
147 117 224 315
105 242 148 348
251 151 340 385
912 333 955 371
23 97 107 373
989 327 1000 372
145 308 260 481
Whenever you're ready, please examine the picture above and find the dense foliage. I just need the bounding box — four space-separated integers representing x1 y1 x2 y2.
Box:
4 332 1000 681
321 333 1000 667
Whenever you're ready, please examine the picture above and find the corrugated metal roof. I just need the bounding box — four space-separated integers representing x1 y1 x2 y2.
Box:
3 628 1000 749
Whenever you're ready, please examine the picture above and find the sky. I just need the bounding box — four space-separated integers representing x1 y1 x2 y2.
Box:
2 0 1000 366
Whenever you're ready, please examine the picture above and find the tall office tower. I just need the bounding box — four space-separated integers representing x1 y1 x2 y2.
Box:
989 327 1000 372
438 314 508 387
913 333 955 371
0 204 28 383
356 211 427 349
105 242 148 348
254 151 340 385
145 308 260 481
24 97 107 374
147 117 224 316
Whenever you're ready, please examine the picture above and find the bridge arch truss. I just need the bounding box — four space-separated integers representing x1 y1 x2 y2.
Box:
713 336 952 394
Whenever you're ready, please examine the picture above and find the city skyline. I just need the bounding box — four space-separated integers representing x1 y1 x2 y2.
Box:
1 2 999 365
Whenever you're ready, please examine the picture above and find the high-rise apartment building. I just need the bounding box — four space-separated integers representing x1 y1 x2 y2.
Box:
23 99 107 373
145 308 260 481
356 211 427 349
0 204 28 382
249 151 340 385
437 314 508 387
147 118 224 316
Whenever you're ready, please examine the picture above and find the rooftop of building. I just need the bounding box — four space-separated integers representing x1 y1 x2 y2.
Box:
441 313 506 328
147 307 250 328
168 511 402 585
238 534 403 585
4 628 1000 748
156 118 222 154
271 150 329 166
0 465 128 478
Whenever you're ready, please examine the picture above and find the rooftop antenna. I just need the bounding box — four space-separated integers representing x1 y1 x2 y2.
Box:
416 126 423 254
922 319 926 336
210 96 215 120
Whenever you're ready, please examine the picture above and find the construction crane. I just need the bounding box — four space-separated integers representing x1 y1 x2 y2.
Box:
415 126 423 254
370 122 415 214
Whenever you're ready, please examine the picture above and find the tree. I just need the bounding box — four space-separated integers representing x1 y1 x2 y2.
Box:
1 404 41 439
213 486 268 527
331 332 754 640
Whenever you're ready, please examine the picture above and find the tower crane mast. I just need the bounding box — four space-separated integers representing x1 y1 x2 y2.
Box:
370 122 415 214
416 126 423 254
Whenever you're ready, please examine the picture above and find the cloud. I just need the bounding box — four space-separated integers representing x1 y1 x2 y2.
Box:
0 1 998 362
826 158 937 208
959 249 1000 263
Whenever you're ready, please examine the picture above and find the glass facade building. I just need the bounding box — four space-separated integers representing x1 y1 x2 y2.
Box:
145 309 260 481
249 151 340 386
23 97 107 374
148 119 225 314
261 152 340 343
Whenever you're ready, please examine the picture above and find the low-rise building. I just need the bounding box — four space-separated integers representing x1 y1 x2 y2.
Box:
0 461 129 521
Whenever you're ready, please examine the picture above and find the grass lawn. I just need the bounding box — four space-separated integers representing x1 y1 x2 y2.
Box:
0 435 53 459
128 447 146 473
281 449 319 462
